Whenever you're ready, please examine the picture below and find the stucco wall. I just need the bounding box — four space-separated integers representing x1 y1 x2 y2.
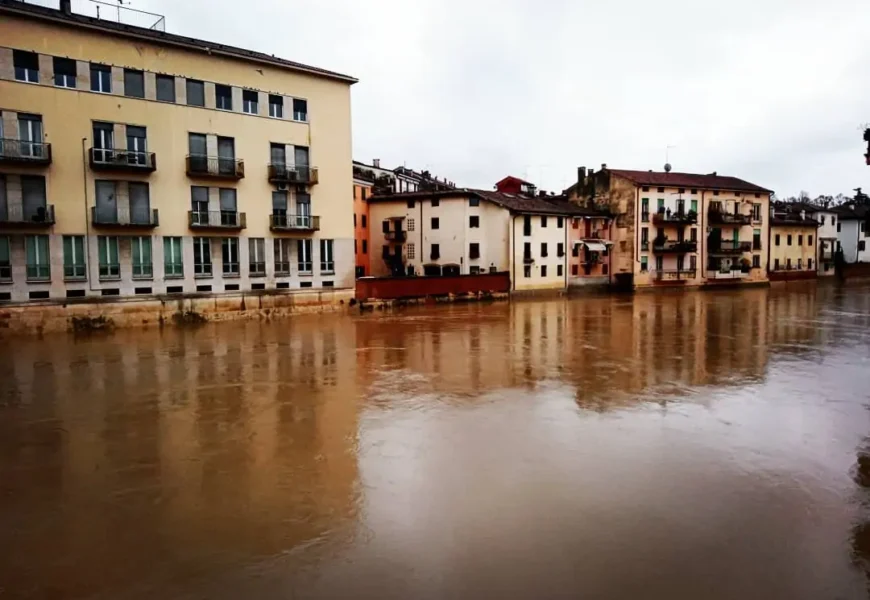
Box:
769 225 817 272
510 214 570 291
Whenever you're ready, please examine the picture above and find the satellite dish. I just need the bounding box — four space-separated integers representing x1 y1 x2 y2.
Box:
664 163 672 173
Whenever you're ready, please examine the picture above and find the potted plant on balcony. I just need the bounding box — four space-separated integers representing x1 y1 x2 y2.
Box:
687 209 697 221
739 257 751 273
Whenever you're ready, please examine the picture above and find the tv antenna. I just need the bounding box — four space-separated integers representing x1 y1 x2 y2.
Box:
664 145 676 173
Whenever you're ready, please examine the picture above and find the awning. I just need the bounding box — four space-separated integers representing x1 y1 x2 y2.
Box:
574 241 608 252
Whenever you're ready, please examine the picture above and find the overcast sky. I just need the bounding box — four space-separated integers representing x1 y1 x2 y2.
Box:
71 0 870 197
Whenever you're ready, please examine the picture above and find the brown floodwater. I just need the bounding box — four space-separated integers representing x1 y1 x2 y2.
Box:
2 284 870 599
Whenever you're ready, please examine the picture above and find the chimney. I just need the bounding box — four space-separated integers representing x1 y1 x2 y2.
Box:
60 0 71 14
373 158 380 168
577 166 586 185
601 163 607 170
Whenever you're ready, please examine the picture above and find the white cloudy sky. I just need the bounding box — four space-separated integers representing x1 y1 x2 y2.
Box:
70 0 870 196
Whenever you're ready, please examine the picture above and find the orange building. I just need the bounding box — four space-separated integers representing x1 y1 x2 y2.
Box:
353 177 372 277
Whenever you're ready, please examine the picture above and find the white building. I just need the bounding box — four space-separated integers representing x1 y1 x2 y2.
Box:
834 203 870 263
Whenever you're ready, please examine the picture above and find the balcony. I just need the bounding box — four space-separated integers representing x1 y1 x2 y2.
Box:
186 155 245 180
269 213 320 232
708 269 749 280
268 165 319 185
709 240 752 255
385 230 407 242
0 205 55 228
89 148 157 173
655 269 696 282
652 240 697 254
0 139 52 166
91 207 159 229
188 210 246 230
708 210 751 225
652 209 698 225
821 250 834 261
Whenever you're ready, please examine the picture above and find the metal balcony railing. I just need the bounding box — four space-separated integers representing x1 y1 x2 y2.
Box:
652 240 698 253
91 207 159 227
709 240 752 254
655 269 696 281
188 210 246 229
652 209 698 225
186 154 245 179
267 164 319 185
269 214 320 231
384 230 407 242
89 148 157 172
0 204 55 226
0 139 52 165
708 210 752 225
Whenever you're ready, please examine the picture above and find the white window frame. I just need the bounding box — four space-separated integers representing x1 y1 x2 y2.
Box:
90 64 112 93
164 237 183 278
131 236 152 279
62 235 86 280
0 235 11 281
274 238 291 275
98 236 120 280
269 95 283 118
26 235 50 281
320 239 334 274
193 237 212 277
298 239 312 274
222 238 239 276
249 238 266 276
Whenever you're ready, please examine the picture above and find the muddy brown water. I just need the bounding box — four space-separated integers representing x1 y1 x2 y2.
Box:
2 284 870 599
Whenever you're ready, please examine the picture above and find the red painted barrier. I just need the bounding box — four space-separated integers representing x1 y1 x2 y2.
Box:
356 272 511 300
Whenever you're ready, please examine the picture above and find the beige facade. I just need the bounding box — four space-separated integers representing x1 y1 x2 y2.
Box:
510 213 571 292
0 2 355 303
769 222 818 273
569 168 771 289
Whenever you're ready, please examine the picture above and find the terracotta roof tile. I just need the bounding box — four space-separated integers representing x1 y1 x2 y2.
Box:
608 169 771 194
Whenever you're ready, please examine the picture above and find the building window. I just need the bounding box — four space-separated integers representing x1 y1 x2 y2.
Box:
752 254 760 268
53 57 76 88
0 236 10 282
557 242 564 257
753 229 762 250
242 89 258 114
249 238 265 276
798 234 803 246
571 264 578 276
797 258 802 269
407 199 415 209
406 243 415 259
775 234 781 246
406 218 415 231
787 258 792 269
524 265 532 278
25 235 50 281
216 84 233 110
470 215 480 228
90 63 111 92
541 216 548 228
523 242 532 262
362 240 368 254
123 69 144 98
298 239 313 273
832 216 836 228
293 98 308 121
274 238 291 275
156 74 175 102
362 215 367 228
641 198 649 222
354 214 357 228
657 198 664 212
320 239 334 273
269 95 283 118
541 265 548 277
689 228 698 242
61 235 85 280
186 79 205 106
655 256 663 271
787 234 792 246
98 236 120 279
808 258 813 270
164 237 183 277
193 237 212 276
752 203 762 221
557 264 563 277
219 188 238 225
469 243 480 259
540 243 548 257
640 256 648 272
572 243 579 257
470 196 480 207
657 187 665 193
222 238 239 276
523 215 532 236
13 50 39 83
431 217 440 230
557 217 564 228
131 236 152 279
431 197 440 207
713 190 720 196
859 241 867 252
774 258 780 270
430 244 440 260
837 222 841 233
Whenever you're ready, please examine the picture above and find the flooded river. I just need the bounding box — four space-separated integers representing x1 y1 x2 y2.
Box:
2 284 870 599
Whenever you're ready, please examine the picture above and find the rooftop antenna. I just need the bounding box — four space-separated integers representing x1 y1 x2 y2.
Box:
664 145 675 173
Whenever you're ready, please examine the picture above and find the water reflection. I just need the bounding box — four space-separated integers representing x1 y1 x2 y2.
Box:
0 283 869 598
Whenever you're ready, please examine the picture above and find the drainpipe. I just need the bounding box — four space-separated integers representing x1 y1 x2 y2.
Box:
563 214 568 291
511 214 517 291
700 190 706 280
81 137 98 291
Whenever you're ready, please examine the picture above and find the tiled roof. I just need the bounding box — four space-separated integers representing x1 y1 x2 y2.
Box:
832 203 870 220
608 169 772 194
771 215 819 227
368 189 610 217
0 0 357 83
495 175 535 187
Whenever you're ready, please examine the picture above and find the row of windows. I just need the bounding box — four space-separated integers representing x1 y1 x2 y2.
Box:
774 234 814 246
405 196 481 209
522 264 581 278
640 185 763 199
522 242 567 259
0 235 335 283
11 50 309 121
772 258 814 270
639 254 764 272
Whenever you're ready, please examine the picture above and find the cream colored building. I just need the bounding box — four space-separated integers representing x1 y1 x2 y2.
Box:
768 213 819 280
365 189 607 292
567 166 771 289
0 0 355 303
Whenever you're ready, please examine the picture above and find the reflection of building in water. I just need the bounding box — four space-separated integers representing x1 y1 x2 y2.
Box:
0 320 360 598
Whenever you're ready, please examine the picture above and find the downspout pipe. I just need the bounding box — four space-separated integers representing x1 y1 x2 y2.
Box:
81 137 98 292
511 214 517 292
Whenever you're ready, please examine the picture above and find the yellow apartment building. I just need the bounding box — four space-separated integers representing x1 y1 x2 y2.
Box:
0 0 356 304
566 166 771 289
768 211 819 281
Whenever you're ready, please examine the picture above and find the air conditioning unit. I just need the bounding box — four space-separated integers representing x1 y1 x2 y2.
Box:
276 182 287 191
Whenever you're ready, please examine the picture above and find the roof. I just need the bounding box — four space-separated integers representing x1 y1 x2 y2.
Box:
0 0 357 84
368 188 610 217
607 169 772 194
495 175 535 187
770 215 819 228
831 203 870 220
